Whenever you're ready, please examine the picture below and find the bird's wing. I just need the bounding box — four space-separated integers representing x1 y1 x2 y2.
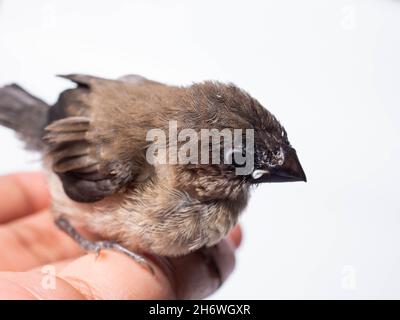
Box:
44 74 144 203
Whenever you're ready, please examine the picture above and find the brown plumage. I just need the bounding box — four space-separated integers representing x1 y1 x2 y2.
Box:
0 74 306 257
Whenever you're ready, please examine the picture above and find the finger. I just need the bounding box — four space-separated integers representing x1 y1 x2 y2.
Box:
0 226 240 299
0 252 172 299
0 210 84 271
0 249 176 299
0 270 86 299
0 222 240 299
167 225 241 299
0 172 50 224
31 259 75 273
228 224 242 249
167 237 236 299
56 227 240 300
53 227 240 300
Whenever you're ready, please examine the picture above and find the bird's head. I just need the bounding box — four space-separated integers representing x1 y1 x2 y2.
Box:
181 81 307 185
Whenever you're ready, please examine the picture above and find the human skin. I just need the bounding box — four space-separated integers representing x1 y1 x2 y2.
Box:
0 172 241 300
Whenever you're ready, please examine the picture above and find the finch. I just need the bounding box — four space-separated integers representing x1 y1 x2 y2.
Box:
0 74 306 266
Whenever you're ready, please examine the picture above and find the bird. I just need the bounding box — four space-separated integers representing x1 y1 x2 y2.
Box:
0 74 306 269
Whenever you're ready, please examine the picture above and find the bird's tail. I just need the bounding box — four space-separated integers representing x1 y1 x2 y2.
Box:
0 84 49 151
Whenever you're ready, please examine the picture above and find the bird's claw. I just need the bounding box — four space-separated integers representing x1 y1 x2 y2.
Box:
55 217 155 275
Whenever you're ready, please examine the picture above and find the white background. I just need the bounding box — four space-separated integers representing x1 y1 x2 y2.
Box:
0 0 399 299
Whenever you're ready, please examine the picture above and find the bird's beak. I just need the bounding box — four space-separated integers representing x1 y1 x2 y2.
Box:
251 148 307 183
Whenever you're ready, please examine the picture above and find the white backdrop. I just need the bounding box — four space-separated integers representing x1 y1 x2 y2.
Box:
0 0 399 299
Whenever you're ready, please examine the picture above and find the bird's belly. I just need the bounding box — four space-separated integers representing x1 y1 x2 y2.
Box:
92 190 244 257
46 170 243 257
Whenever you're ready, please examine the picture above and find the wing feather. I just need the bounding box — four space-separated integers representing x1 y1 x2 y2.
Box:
44 74 150 202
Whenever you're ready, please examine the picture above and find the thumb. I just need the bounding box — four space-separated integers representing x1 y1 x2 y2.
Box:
0 225 241 299
0 251 174 300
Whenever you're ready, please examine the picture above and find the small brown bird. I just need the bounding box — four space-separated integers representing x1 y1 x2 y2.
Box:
0 74 306 266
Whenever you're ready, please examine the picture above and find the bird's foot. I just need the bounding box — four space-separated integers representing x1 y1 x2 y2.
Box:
55 217 154 274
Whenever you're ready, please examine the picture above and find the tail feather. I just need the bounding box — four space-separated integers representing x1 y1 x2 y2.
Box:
0 84 49 150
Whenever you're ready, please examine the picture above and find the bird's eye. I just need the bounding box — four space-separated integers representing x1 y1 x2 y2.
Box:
270 147 285 166
272 148 280 156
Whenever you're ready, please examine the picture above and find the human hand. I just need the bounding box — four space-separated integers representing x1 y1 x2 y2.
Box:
0 172 241 299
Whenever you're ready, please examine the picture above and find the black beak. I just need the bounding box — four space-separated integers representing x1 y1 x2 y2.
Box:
252 148 307 183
